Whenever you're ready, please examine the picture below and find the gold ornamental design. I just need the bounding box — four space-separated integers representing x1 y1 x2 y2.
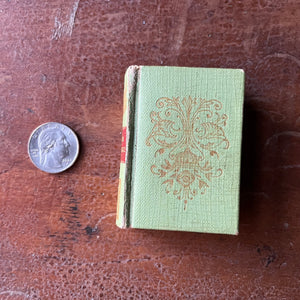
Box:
146 96 229 210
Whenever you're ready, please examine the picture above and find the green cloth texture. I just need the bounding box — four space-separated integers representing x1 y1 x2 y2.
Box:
117 66 244 234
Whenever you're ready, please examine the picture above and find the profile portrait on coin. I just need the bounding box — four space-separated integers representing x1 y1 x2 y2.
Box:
38 128 70 170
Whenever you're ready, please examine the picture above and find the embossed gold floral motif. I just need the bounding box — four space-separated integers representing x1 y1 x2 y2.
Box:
146 96 229 210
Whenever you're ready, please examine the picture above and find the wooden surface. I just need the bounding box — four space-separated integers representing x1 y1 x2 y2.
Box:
0 1 299 299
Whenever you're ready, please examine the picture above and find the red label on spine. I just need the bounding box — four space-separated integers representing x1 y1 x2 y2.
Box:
120 127 127 163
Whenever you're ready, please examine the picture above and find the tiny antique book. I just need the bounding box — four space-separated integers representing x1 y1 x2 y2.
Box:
116 66 244 234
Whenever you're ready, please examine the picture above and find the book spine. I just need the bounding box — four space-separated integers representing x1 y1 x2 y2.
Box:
116 66 140 228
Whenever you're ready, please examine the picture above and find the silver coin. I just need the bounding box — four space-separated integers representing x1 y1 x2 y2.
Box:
28 122 79 173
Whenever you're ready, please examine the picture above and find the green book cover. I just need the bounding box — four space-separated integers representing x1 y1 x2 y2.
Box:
117 65 244 234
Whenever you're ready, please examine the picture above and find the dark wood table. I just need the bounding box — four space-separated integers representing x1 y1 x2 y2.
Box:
1 1 299 299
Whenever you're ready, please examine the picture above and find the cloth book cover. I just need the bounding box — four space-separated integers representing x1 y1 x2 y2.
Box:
116 65 244 234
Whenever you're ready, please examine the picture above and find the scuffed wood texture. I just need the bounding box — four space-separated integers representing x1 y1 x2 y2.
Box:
0 0 299 299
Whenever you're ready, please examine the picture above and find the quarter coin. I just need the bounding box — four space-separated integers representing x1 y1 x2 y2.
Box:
28 122 79 173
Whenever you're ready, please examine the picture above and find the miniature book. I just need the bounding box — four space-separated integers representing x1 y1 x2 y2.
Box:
116 65 244 234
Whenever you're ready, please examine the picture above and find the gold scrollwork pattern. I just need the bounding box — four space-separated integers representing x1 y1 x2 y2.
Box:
145 96 230 210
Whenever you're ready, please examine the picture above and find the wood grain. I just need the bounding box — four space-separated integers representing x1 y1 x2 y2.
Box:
0 0 299 299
